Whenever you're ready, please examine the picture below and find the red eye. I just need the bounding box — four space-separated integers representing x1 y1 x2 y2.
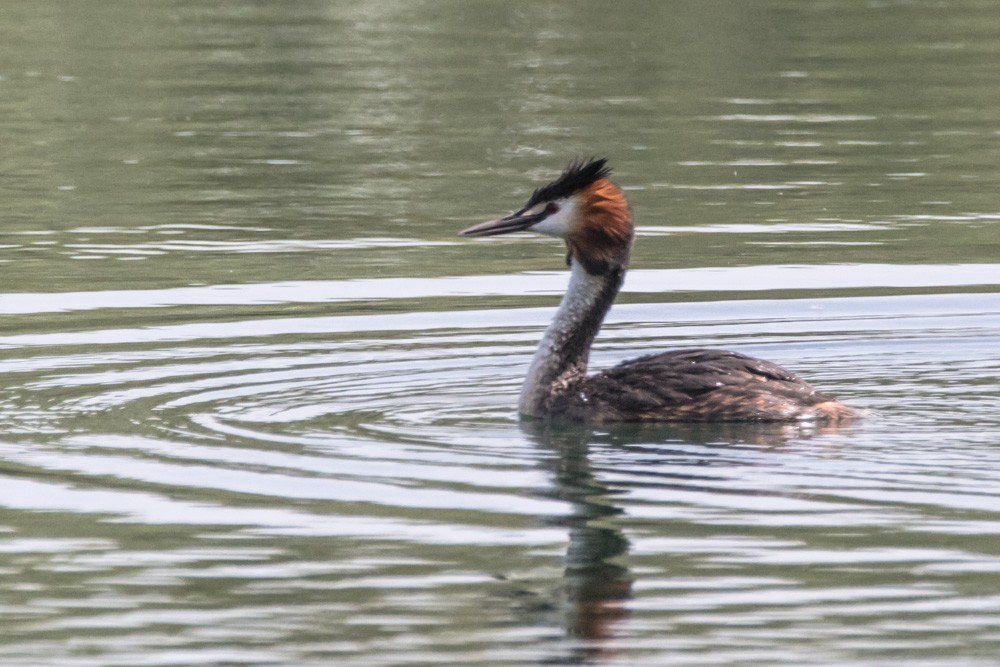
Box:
545 202 560 215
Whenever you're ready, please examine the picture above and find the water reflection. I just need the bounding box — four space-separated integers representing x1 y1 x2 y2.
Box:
524 414 861 662
526 421 633 663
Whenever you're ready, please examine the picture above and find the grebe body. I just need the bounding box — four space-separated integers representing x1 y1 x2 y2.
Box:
461 159 856 424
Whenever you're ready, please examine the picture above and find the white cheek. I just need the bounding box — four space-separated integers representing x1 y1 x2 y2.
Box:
530 200 575 238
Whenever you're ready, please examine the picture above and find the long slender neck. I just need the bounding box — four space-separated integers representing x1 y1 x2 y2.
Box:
518 259 625 417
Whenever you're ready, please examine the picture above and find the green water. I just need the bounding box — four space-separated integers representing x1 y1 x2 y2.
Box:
2 1 1000 665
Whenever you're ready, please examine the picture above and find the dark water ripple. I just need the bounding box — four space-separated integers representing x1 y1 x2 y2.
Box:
2 284 999 667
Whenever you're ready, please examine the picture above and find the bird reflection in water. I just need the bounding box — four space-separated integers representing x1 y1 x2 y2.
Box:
518 417 856 663
525 419 633 664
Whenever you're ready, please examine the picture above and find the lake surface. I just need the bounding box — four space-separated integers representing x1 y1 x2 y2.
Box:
2 1 1000 665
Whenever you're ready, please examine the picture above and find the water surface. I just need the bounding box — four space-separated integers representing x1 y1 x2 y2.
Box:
2 1 1000 665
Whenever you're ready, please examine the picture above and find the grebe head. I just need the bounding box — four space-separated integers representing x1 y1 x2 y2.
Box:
460 158 634 275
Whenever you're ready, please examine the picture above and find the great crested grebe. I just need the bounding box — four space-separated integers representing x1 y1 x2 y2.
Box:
461 158 857 423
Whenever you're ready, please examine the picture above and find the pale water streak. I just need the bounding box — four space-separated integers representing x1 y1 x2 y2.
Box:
0 263 998 317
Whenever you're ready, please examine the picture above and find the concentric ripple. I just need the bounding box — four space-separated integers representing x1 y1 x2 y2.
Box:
2 278 1000 666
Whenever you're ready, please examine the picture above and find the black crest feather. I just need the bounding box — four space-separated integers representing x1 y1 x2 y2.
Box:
525 158 611 208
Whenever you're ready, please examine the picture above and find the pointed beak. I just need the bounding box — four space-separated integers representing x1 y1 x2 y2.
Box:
459 210 545 237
